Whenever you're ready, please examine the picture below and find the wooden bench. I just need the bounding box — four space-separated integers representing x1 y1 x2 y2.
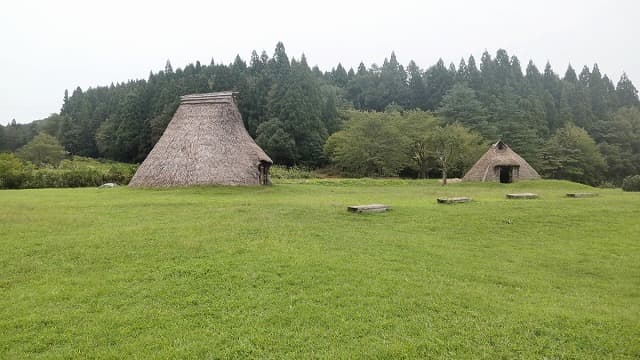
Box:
437 197 472 204
347 204 391 213
506 193 539 199
566 192 598 198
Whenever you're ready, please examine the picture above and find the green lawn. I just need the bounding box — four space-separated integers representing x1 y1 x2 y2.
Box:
1 180 639 358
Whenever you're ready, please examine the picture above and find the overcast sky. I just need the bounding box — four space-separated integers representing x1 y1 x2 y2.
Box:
1 0 637 124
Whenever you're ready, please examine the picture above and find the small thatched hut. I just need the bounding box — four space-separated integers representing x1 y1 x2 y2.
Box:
129 92 272 187
462 141 540 183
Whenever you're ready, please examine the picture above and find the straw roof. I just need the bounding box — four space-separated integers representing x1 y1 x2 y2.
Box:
462 141 540 182
129 92 272 187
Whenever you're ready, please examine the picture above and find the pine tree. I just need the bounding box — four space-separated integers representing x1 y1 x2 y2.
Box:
493 49 511 85
332 63 348 87
615 73 639 107
436 83 491 136
406 60 427 110
269 41 290 81
564 64 578 83
589 64 608 119
467 55 481 90
457 58 469 82
510 56 523 82
578 66 591 85
424 59 454 110
0 124 5 151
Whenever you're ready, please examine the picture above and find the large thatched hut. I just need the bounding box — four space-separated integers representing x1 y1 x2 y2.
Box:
462 141 540 183
129 92 272 187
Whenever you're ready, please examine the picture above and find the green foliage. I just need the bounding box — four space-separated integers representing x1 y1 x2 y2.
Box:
0 153 31 189
436 83 490 135
0 155 136 189
255 119 297 164
324 111 409 177
398 111 440 178
268 165 316 179
1 120 37 152
0 125 5 151
16 133 67 166
622 175 640 191
428 124 486 183
423 59 455 110
325 111 484 179
540 125 607 185
1 181 638 358
596 107 640 183
616 73 639 107
267 58 328 166
4 45 639 185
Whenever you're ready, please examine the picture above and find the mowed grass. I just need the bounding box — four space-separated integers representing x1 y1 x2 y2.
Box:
0 180 639 359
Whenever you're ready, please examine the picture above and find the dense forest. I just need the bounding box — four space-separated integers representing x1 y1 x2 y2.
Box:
1 42 639 184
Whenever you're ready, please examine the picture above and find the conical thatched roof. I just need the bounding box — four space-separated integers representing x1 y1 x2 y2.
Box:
462 141 540 182
129 92 272 187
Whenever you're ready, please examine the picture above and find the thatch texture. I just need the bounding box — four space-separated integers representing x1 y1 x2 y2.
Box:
129 92 272 187
462 141 540 182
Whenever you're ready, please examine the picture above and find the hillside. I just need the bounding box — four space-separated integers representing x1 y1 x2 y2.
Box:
1 43 639 185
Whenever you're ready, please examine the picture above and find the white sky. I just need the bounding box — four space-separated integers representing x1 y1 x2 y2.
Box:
1 0 637 124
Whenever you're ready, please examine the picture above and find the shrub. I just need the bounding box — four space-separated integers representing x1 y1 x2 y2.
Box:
1 155 138 189
622 175 640 192
598 181 617 189
0 153 30 189
269 165 316 179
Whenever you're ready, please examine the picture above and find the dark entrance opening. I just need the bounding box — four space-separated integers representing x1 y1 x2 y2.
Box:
499 166 513 183
258 161 272 185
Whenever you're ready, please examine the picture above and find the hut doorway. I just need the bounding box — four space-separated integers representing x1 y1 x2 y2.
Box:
498 166 513 183
258 161 271 185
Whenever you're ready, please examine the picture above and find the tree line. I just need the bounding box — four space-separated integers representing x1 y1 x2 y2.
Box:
0 42 638 184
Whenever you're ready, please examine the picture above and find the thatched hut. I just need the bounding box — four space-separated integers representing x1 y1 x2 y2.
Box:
462 141 540 183
129 92 272 187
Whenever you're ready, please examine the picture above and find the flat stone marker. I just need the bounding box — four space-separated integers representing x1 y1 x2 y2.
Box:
437 197 472 204
566 192 598 198
506 193 539 199
347 204 390 213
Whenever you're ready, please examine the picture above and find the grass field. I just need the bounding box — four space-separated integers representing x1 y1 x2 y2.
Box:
1 179 639 358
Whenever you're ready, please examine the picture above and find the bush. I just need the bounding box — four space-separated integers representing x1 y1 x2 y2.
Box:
0 155 138 189
622 175 640 192
0 153 30 189
269 165 316 179
597 181 617 189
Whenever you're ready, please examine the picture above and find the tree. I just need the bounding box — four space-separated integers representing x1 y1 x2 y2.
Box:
255 119 297 164
268 41 290 81
376 52 409 109
0 124 5 151
564 64 578 83
436 83 491 136
164 60 173 74
616 73 639 107
428 124 485 185
406 60 427 109
16 133 67 166
324 111 408 177
398 111 439 178
332 63 348 87
597 107 640 182
539 124 606 185
267 59 327 166
423 59 454 110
